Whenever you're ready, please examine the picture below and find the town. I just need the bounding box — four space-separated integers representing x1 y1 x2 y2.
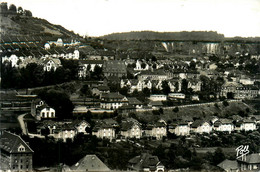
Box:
1 2 260 172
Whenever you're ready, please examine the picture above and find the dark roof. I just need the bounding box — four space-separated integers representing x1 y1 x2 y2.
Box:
191 119 210 128
0 131 34 153
128 97 143 105
70 154 110 171
121 121 140 131
101 92 125 99
97 85 110 91
149 101 163 106
128 153 162 171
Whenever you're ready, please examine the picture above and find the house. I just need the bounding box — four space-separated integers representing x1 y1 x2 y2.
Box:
168 93 185 100
170 121 191 136
134 60 149 71
53 123 77 142
187 79 202 92
78 60 104 78
91 85 110 97
237 153 260 171
72 120 91 135
100 92 128 110
240 118 257 131
221 82 259 99
214 119 234 133
149 95 167 101
69 154 110 172
138 70 168 81
37 105 56 119
217 159 239 172
148 101 164 109
41 58 61 72
191 95 200 101
0 131 33 172
128 97 143 109
103 60 127 78
120 118 142 139
128 153 165 172
191 120 212 134
37 120 58 135
144 122 167 139
92 121 116 141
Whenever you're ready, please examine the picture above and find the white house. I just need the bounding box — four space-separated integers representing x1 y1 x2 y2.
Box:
73 120 91 135
149 95 167 101
92 121 116 141
144 122 167 139
214 119 234 133
121 121 142 139
240 119 257 131
100 92 128 110
168 93 185 100
37 105 56 119
134 60 149 71
41 58 61 72
191 120 212 134
172 122 191 136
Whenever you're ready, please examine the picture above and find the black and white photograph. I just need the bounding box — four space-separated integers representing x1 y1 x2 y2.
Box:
0 0 260 171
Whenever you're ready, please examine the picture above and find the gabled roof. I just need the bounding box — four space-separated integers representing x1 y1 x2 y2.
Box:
217 159 238 170
191 119 210 128
237 153 260 164
121 121 138 131
0 131 34 153
128 153 162 171
128 97 143 105
70 154 110 171
101 92 125 99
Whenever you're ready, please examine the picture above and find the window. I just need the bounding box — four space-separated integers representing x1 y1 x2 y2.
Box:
20 165 23 169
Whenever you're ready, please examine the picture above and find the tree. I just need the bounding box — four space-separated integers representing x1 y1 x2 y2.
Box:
17 6 23 14
162 80 171 95
173 107 179 113
9 4 17 13
212 148 225 165
181 79 188 93
24 10 32 17
141 63 146 69
143 87 151 97
0 3 8 12
119 86 128 96
223 100 229 107
189 61 196 70
38 89 74 119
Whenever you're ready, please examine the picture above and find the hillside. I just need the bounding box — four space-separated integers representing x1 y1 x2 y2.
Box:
101 31 225 41
0 3 79 39
136 101 256 123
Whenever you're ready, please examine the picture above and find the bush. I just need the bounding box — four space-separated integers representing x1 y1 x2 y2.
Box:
173 107 179 113
152 110 160 116
223 100 229 107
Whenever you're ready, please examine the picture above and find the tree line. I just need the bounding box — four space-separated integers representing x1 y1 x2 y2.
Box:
1 59 79 89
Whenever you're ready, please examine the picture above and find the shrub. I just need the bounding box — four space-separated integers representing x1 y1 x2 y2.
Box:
223 100 229 107
173 107 179 113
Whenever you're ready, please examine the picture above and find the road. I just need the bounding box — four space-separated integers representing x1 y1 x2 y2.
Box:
17 113 28 135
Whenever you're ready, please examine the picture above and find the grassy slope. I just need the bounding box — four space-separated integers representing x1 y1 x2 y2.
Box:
0 14 77 38
136 101 255 123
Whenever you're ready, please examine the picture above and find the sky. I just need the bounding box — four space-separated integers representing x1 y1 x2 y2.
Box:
2 0 260 37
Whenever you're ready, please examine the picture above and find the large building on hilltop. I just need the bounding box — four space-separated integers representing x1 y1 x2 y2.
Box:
0 131 34 172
